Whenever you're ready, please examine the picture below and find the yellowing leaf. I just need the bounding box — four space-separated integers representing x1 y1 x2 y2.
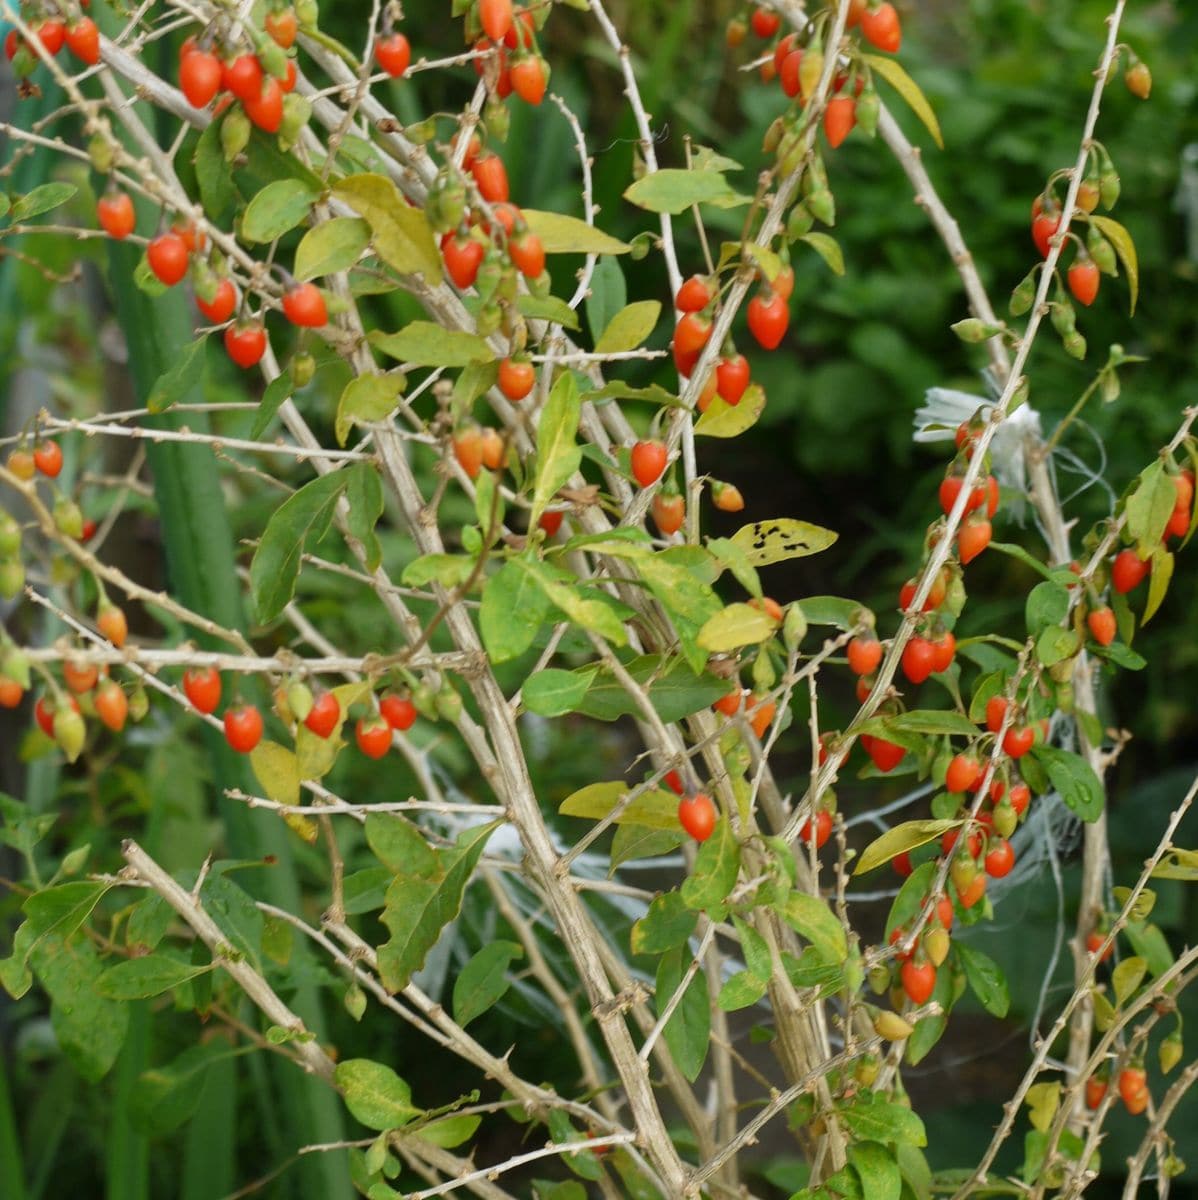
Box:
730 518 839 566
335 372 406 446
696 603 777 652
293 216 371 280
369 323 494 367
520 209 629 255
1089 215 1139 315
559 781 680 829
624 169 737 214
801 231 845 276
854 819 961 875
1025 1082 1060 1133
594 300 661 354
250 741 301 807
694 383 767 438
332 173 442 283
864 54 943 150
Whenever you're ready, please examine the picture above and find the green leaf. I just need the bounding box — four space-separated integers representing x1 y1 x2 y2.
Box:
733 914 772 979
517 293 581 331
848 1142 902 1200
520 209 630 254
569 654 731 723
796 596 862 630
1143 546 1173 625
955 943 1010 1017
611 824 686 870
31 935 128 1082
1151 847 1198 881
707 536 763 598
368 322 494 367
22 880 113 943
251 371 293 439
1112 955 1147 1006
1025 581 1070 636
332 173 443 283
884 863 938 940
801 232 845 276
854 820 960 876
1124 920 1173 977
655 948 710 1082
631 891 697 955
594 300 661 354
401 553 475 589
1028 745 1104 822
530 372 582 528
586 255 626 344
195 120 236 222
480 560 551 662
241 179 318 243
681 819 740 912
130 1042 236 1135
334 1059 421 1131
694 383 768 438
718 969 768 1011
345 461 384 571
522 668 594 716
559 781 678 829
1089 215 1138 314
97 954 214 1000
293 216 371 280
250 471 350 622
780 893 848 963
863 54 943 149
452 942 523 1027
696 602 777 652
147 334 209 414
11 182 77 221
377 821 501 992
624 169 738 214
1024 1083 1060 1135
366 813 439 876
515 559 627 646
880 710 979 737
730 518 838 566
1125 461 1176 557
414 1115 482 1149
838 1099 927 1148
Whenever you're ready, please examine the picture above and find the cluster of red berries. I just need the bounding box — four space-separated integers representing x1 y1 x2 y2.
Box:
1085 1066 1150 1116
5 9 99 71
471 2 548 106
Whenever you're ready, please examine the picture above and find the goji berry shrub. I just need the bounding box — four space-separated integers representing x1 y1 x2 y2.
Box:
1 1 1196 1197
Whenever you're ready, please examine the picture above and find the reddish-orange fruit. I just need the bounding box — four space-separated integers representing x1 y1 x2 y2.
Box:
675 275 712 313
945 753 980 794
63 658 99 694
36 20 66 55
1086 929 1114 962
901 637 936 685
860 2 901 52
304 692 340 738
224 704 264 753
97 192 136 239
1068 258 1100 307
931 630 956 673
677 792 717 841
958 517 993 565
183 666 222 713
539 510 564 536
899 572 947 613
746 291 789 350
224 322 268 368
498 357 535 401
750 596 784 622
746 694 777 738
985 695 1008 733
1118 1067 1149 1111
984 838 1015 878
711 481 745 512
750 7 780 37
715 354 751 405
33 440 63 478
673 312 712 375
823 95 857 148
180 48 222 107
846 0 869 27
97 604 128 648
630 439 668 488
664 769 684 796
7 449 35 480
1111 548 1150 594
480 427 505 471
1124 61 1152 100
471 153 510 203
861 733 905 773
901 958 936 1005
223 53 263 103
779 48 803 98
713 688 742 717
282 283 327 327
847 635 883 676
355 716 392 759
280 58 298 92
94 679 129 732
374 33 412 78
379 693 417 730
1085 1076 1108 1110
264 8 299 49
508 231 545 278
941 826 982 859
939 474 986 517
510 55 547 105
956 871 987 909
774 264 796 302
1032 207 1061 258
453 428 484 480
479 0 515 41
892 851 913 877
244 76 284 132
1087 606 1117 646
1002 724 1034 759
65 17 100 64
442 232 484 289
936 895 954 929
197 277 238 324
147 233 189 286
652 492 685 537
0 677 23 708
800 808 834 850
170 220 206 255
503 7 537 49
